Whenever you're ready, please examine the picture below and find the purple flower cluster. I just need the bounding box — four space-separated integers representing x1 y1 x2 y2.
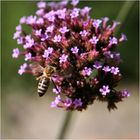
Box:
12 0 130 111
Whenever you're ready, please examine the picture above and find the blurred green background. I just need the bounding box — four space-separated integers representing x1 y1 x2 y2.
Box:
1 1 139 139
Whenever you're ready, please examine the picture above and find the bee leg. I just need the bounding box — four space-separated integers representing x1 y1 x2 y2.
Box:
51 79 61 94
36 75 44 80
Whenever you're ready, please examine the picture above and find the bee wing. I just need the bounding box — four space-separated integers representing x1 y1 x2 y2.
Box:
29 63 44 76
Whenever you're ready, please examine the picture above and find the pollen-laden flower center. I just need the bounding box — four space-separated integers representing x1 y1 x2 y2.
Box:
12 0 130 111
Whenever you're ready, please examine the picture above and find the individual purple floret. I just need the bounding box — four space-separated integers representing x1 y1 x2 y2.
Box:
37 1 46 9
59 26 69 34
44 11 55 22
110 66 120 75
43 47 53 59
23 35 34 49
13 31 21 39
26 15 37 25
102 66 111 72
70 8 80 18
81 6 91 16
71 46 79 54
59 54 68 64
92 19 102 29
64 98 72 107
89 36 99 45
71 0 79 7
53 35 62 42
81 67 92 76
18 63 28 75
51 95 61 108
109 37 118 45
121 89 130 97
34 29 42 36
46 25 54 33
12 48 20 58
80 30 88 37
93 61 102 69
36 9 44 16
99 85 110 96
119 33 128 42
56 8 66 19
17 37 24 45
25 52 32 61
20 16 26 24
73 98 82 108
16 25 22 31
41 34 49 41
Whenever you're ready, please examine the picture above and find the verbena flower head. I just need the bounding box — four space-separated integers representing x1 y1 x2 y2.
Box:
12 0 130 111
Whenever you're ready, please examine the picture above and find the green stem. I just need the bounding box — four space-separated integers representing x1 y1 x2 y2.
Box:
115 0 136 36
57 1 136 139
57 111 73 139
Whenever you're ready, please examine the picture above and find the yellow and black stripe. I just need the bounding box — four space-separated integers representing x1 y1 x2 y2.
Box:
37 77 50 97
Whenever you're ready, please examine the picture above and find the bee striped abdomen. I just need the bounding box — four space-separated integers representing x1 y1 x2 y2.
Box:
38 77 50 97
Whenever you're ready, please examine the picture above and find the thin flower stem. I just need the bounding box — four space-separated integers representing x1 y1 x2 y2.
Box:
115 0 136 36
57 111 73 139
57 1 136 139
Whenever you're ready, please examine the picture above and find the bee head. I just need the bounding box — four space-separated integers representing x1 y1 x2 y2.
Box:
44 66 56 77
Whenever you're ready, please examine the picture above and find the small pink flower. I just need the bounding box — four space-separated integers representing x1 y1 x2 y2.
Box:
71 46 79 54
81 67 92 76
119 33 127 42
43 47 54 59
59 54 68 64
64 98 72 107
70 8 80 18
81 6 91 16
36 9 44 16
110 67 119 75
46 25 54 33
89 36 99 45
73 98 82 108
36 18 44 25
50 95 61 108
59 26 69 34
53 35 62 42
26 15 37 25
109 37 118 45
13 31 21 39
80 30 88 37
99 85 110 96
71 0 79 6
37 1 46 9
44 11 55 22
92 19 102 28
12 48 20 58
25 52 32 61
102 66 111 72
20 16 26 24
16 25 22 31
18 63 28 75
34 29 42 36
55 8 66 19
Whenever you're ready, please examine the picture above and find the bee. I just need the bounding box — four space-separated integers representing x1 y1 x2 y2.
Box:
30 63 57 97
36 65 57 97
29 63 73 97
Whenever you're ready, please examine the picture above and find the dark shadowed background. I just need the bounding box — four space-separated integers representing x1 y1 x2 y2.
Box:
1 1 139 139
